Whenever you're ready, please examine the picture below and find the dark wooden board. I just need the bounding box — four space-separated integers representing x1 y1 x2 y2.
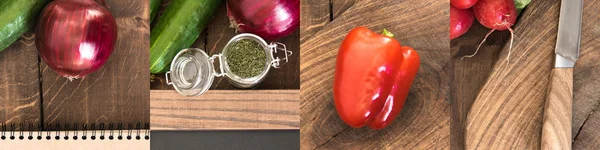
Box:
150 2 300 90
574 109 600 150
41 0 150 129
572 0 600 148
450 10 511 150
0 31 41 130
299 0 330 44
300 0 450 149
464 0 559 149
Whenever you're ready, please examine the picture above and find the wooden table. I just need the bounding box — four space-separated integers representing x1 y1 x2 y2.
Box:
149 1 300 130
452 0 600 149
0 0 149 131
301 0 450 149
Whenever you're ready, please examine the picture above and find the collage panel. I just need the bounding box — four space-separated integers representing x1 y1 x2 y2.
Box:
451 0 600 149
301 0 450 149
148 0 299 129
0 0 150 148
0 0 149 132
148 0 300 149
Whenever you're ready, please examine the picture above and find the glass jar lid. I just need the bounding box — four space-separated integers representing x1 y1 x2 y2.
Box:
166 48 216 96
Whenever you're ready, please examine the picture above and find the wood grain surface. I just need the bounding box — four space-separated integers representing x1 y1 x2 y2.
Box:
464 0 559 149
572 0 600 148
38 0 150 129
300 0 450 149
574 110 600 150
0 32 41 130
150 90 299 130
450 21 510 149
150 2 300 90
541 68 573 149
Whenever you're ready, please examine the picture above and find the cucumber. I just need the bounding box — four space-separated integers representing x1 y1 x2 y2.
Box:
0 0 48 52
150 0 161 23
150 0 222 74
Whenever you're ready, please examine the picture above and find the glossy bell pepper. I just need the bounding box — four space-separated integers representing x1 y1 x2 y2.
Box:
333 27 420 129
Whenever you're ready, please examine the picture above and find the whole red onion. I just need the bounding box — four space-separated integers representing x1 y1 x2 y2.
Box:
35 0 117 80
227 0 300 40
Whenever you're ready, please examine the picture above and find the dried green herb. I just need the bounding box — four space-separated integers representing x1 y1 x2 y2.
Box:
227 39 267 78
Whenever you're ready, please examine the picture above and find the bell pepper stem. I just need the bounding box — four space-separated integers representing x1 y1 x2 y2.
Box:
382 29 395 38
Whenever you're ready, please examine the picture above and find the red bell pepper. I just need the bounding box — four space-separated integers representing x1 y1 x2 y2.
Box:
333 27 420 129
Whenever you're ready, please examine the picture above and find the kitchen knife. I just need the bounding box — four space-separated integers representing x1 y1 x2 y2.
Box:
541 0 583 149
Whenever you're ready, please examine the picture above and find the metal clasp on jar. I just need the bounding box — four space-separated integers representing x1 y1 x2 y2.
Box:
269 42 293 68
209 54 225 77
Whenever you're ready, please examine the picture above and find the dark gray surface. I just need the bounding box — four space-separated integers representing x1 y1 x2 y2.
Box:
151 130 299 150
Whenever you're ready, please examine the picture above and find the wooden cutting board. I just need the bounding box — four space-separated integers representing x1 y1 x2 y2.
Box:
452 0 600 149
300 0 450 149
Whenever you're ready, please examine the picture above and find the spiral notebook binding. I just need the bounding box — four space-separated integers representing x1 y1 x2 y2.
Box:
0 123 150 141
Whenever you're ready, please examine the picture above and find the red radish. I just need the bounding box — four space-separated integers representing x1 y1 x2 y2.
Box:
451 0 478 9
463 0 517 63
450 6 474 40
473 0 517 30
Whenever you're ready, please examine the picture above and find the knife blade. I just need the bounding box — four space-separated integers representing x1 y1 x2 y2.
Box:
555 0 583 67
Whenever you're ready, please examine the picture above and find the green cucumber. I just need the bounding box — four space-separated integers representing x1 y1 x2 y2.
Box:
150 0 222 74
0 0 48 52
150 0 161 23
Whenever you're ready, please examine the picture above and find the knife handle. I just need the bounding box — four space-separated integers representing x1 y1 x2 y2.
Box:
541 68 573 149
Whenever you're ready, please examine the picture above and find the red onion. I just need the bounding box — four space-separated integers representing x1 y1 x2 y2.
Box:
226 0 300 40
35 0 117 80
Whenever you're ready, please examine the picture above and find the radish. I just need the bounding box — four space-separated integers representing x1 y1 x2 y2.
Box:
463 0 517 63
451 0 478 9
450 5 474 40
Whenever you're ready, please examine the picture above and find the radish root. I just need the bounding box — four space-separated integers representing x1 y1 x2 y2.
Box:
506 26 514 65
461 29 495 60
461 25 515 66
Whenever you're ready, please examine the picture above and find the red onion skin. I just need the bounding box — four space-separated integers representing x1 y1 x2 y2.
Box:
227 0 300 40
35 0 117 79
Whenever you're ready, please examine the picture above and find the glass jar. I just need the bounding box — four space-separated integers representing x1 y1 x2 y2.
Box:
165 33 292 96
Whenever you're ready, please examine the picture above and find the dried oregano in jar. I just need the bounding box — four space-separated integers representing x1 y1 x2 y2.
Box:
226 39 267 78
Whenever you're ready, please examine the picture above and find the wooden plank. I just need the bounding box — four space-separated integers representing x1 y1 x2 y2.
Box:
150 90 300 130
0 31 41 130
450 17 510 150
574 109 600 150
205 6 300 90
572 0 600 148
41 0 150 128
464 0 559 149
300 0 356 44
331 0 357 19
300 0 329 44
300 0 450 149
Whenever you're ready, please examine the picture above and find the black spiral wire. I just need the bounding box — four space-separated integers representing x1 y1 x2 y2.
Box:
0 123 150 140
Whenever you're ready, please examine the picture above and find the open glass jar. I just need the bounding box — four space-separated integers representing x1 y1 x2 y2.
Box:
165 33 292 96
